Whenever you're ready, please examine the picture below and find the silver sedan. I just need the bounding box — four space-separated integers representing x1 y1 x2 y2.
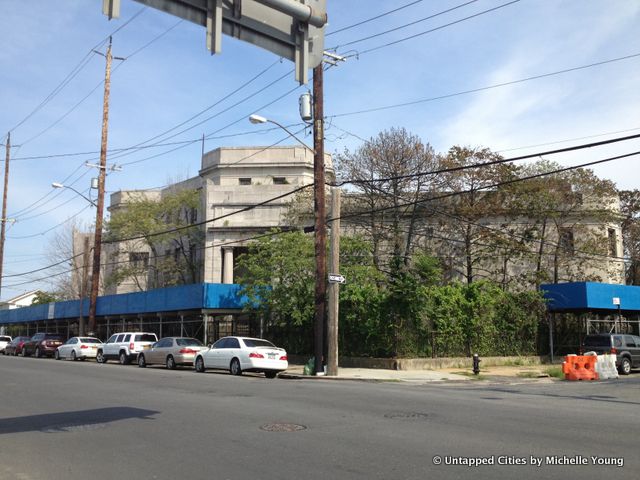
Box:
137 337 206 369
55 337 103 361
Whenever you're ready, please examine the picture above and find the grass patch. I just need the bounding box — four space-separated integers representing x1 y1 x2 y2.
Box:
452 371 487 380
544 366 564 379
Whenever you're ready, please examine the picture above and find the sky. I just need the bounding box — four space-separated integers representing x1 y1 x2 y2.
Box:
0 0 639 300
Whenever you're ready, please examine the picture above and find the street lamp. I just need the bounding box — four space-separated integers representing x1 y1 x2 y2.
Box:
249 111 327 376
51 182 97 207
52 181 96 336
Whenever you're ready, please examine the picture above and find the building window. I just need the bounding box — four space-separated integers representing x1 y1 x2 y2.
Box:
129 252 149 269
190 207 198 223
559 228 574 255
273 177 288 185
239 178 252 185
608 228 617 257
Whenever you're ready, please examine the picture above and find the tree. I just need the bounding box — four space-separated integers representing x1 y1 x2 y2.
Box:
31 291 60 305
105 188 203 291
336 128 441 273
619 189 640 284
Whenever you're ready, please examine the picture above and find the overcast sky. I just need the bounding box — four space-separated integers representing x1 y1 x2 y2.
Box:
1 0 639 300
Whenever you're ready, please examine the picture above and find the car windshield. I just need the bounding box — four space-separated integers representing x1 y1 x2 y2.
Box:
0 336 11 342
243 339 276 348
80 338 102 344
45 335 64 340
176 338 204 347
583 336 611 347
135 334 157 342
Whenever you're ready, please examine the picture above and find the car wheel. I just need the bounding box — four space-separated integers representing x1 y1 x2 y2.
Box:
265 371 278 379
35 348 41 358
230 358 242 376
71 351 77 361
619 357 632 375
166 355 176 370
54 349 60 360
138 354 146 368
119 351 129 365
96 350 107 364
195 356 205 373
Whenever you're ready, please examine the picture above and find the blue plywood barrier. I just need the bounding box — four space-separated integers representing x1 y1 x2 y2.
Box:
0 283 247 325
541 282 640 312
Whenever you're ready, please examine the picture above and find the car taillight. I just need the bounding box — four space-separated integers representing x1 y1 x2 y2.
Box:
611 348 618 354
279 355 288 361
81 345 88 349
179 348 197 354
249 352 264 359
129 342 135 350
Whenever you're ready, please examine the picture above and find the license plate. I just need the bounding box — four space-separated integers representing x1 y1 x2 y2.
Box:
268 353 276 359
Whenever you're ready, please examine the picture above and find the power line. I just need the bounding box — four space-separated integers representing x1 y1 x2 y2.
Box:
349 0 521 56
326 0 427 37
330 52 640 119
5 7 147 135
7 204 93 240
329 0 479 49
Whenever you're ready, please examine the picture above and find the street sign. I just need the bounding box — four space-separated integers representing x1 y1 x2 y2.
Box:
328 273 345 284
102 0 326 84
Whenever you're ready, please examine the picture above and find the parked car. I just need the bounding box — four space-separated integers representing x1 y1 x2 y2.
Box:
96 332 158 365
4 336 30 356
22 333 65 358
0 335 11 353
137 337 206 369
194 336 288 378
55 337 103 361
582 333 640 375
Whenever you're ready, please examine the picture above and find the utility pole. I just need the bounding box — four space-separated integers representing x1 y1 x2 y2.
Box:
88 38 114 336
327 186 341 376
312 64 326 375
78 235 91 336
0 133 10 301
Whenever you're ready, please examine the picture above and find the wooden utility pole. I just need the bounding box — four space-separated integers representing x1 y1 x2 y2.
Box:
88 38 113 336
313 64 326 375
0 133 11 301
327 186 341 376
78 235 91 336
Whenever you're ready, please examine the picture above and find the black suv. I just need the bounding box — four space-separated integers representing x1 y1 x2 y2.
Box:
582 333 640 375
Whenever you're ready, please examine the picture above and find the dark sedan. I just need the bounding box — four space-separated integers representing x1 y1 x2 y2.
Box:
22 333 65 358
4 336 31 356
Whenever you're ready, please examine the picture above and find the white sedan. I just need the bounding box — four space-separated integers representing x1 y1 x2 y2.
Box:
55 337 103 361
194 336 288 378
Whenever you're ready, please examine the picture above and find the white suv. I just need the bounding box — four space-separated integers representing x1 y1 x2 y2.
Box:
96 332 158 365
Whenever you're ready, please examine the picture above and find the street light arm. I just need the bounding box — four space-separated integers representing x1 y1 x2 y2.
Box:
266 118 316 155
53 183 97 207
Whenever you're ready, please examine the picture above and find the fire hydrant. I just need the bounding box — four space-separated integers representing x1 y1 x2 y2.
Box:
472 353 481 375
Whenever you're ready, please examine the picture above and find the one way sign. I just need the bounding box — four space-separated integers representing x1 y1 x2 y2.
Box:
328 273 346 284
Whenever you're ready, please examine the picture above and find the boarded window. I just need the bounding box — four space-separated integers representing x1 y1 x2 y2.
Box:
559 228 574 255
129 252 149 269
608 228 617 257
239 178 251 185
273 177 287 185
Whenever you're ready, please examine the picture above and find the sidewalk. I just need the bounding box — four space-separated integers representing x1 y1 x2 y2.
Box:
280 364 557 383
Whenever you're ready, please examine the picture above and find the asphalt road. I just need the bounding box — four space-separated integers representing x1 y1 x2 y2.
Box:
1 355 638 480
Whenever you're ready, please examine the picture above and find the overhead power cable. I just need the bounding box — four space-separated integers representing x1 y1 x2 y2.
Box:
330 52 640 119
329 0 479 49
5 6 147 135
326 0 427 36
346 0 521 56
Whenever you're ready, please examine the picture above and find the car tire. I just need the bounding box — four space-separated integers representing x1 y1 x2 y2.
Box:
54 349 60 360
138 354 146 368
619 357 632 375
166 355 176 370
195 356 205 373
230 358 242 376
72 351 77 361
96 350 107 364
35 348 41 358
265 371 278 379
119 351 129 365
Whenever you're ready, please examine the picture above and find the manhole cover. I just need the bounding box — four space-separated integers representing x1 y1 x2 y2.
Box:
384 412 430 420
260 423 307 432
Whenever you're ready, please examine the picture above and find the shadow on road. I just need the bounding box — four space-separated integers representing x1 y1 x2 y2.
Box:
0 407 159 435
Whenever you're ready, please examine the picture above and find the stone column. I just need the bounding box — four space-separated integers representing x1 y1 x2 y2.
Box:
222 247 234 284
